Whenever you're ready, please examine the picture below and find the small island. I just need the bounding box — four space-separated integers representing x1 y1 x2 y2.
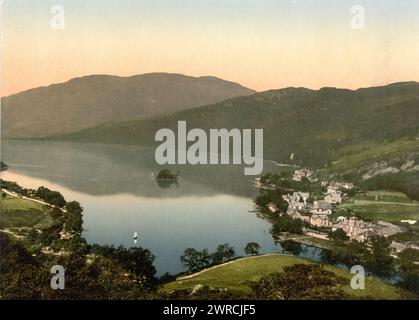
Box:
156 169 179 181
156 169 179 189
1 162 8 171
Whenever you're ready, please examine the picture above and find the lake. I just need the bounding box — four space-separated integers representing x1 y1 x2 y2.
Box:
1 140 321 275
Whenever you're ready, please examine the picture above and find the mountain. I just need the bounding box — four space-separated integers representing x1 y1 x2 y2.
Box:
53 82 419 198
1 73 255 139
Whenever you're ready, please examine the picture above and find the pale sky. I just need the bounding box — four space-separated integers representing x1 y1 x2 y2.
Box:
2 0 419 96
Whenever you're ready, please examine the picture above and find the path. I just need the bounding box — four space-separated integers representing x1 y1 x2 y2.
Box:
177 253 287 281
1 188 67 213
1 188 72 240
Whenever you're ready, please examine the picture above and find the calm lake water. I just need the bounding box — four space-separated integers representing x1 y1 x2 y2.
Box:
1 140 322 275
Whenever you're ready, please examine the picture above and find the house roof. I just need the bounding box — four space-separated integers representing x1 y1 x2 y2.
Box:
314 201 332 210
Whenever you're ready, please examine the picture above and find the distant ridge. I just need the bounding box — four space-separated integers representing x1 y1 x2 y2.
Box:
51 81 419 199
1 73 255 139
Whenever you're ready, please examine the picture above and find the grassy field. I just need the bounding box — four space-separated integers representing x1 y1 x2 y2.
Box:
0 196 49 228
161 254 405 300
336 190 419 223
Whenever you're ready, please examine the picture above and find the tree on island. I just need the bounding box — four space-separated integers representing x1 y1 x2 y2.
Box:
0 162 8 171
271 215 304 236
156 169 179 180
156 169 180 189
244 242 261 256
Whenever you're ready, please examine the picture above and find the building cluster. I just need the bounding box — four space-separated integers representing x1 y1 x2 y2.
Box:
390 241 419 253
292 169 315 182
331 217 405 242
274 171 407 243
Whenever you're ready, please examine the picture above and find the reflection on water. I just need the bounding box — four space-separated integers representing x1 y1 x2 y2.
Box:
2 140 292 274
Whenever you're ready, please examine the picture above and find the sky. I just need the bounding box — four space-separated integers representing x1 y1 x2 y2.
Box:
1 0 419 96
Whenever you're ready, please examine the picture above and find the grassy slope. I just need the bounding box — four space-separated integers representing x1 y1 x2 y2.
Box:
336 190 419 222
0 196 50 228
2 73 255 139
161 254 404 300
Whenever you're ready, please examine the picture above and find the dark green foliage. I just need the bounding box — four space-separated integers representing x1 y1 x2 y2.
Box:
156 169 179 180
244 242 260 256
280 240 303 256
320 238 395 279
320 241 370 267
89 245 157 289
364 237 394 278
397 249 419 294
156 285 251 300
249 264 347 300
328 229 350 242
180 248 212 273
0 233 158 299
271 215 304 236
35 186 66 208
57 82 419 166
211 244 236 265
180 244 238 273
0 162 8 171
362 172 419 201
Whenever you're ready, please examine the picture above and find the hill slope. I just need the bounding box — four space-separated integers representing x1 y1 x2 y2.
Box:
161 254 405 299
54 82 419 198
1 73 255 138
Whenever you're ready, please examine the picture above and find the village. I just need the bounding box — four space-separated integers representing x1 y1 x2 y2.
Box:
255 168 419 258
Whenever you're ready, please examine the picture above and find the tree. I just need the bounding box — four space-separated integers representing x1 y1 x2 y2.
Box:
365 237 394 278
272 215 304 236
110 246 157 289
1 192 6 199
211 243 236 265
280 240 302 256
328 229 349 242
180 248 211 273
397 249 419 294
244 242 261 256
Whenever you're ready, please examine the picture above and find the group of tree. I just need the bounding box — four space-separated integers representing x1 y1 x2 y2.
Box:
180 244 236 273
0 233 158 299
0 162 8 171
64 201 83 234
320 237 395 279
280 240 303 256
35 186 66 208
259 172 326 195
244 242 261 256
271 215 305 236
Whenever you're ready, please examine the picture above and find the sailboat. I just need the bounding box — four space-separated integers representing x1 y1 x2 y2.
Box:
133 232 138 241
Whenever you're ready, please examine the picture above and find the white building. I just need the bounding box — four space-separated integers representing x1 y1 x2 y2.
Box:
332 216 376 242
310 214 332 228
324 191 342 204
